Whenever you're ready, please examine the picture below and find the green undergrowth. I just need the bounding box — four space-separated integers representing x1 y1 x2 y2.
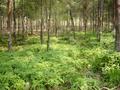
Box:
0 32 119 90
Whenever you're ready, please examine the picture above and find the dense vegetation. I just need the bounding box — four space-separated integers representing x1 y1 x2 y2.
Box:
0 0 120 90
0 32 120 90
0 33 120 90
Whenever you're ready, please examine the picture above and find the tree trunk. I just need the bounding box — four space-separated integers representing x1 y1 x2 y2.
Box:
13 0 17 43
92 0 95 34
115 0 120 51
22 0 25 39
54 12 58 37
22 17 25 39
47 0 52 51
96 0 104 42
30 20 33 35
0 16 3 41
69 9 75 39
17 16 21 35
7 0 13 51
40 0 43 44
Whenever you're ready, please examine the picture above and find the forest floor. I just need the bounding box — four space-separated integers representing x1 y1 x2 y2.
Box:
0 32 119 90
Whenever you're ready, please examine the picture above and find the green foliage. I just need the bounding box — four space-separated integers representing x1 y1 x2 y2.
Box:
92 52 120 86
0 32 119 89
0 34 101 90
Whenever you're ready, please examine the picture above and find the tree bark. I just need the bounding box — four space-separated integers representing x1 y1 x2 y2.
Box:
13 0 17 43
69 9 75 39
47 0 52 51
30 20 33 35
22 0 25 39
96 0 104 42
7 0 13 51
115 0 120 51
40 0 43 44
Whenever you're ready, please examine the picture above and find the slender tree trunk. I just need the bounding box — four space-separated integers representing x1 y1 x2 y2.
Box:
22 0 25 39
40 0 43 44
17 16 21 36
112 0 116 34
13 0 17 43
96 0 104 42
82 1 88 36
92 0 95 34
1 16 4 41
25 17 28 36
54 12 58 37
30 20 33 35
115 0 120 51
22 17 25 39
0 17 2 39
0 16 3 41
79 15 81 31
83 18 87 35
36 20 38 33
7 0 13 51
69 9 75 39
47 0 52 51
